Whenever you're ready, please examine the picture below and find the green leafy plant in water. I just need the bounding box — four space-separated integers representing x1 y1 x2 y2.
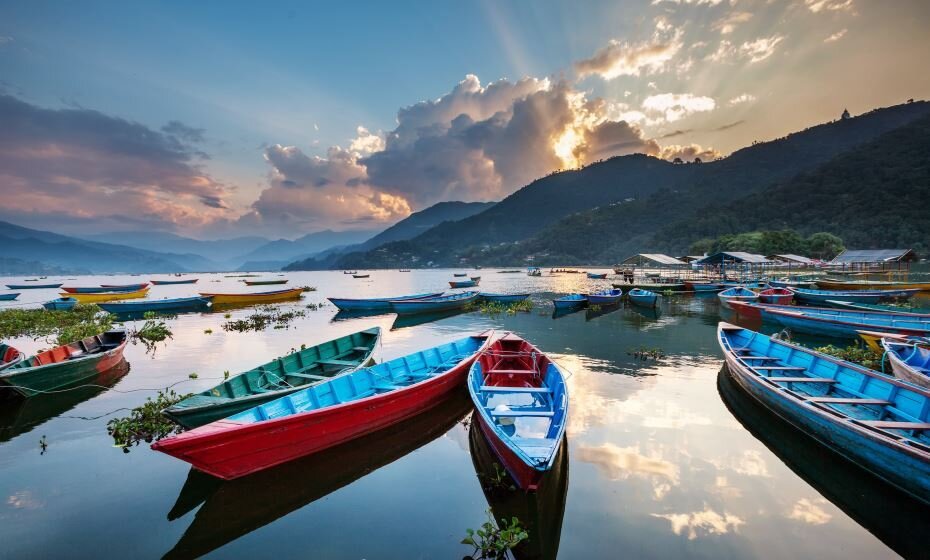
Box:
107 389 191 451
129 311 173 354
222 306 307 332
627 346 664 361
462 509 528 560
301 286 317 292
479 462 516 492
0 304 114 345
813 344 882 370
472 300 534 317
203 328 213 334
588 304 601 312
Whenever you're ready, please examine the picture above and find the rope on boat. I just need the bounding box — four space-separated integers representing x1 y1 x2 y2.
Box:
0 375 228 396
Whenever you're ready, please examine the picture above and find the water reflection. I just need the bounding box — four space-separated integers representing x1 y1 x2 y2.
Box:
584 303 621 321
0 360 129 443
163 392 472 560
717 365 930 559
468 421 568 560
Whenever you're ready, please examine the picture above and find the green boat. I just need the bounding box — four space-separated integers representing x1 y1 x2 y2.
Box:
0 331 128 397
164 327 381 428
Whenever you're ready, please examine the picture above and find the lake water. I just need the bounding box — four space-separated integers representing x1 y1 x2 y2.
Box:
1 270 928 559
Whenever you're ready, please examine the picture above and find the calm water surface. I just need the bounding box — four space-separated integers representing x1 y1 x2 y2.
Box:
1 270 928 559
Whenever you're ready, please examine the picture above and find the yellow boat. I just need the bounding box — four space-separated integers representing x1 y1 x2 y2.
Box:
60 287 150 303
857 330 919 353
198 287 304 305
816 278 930 291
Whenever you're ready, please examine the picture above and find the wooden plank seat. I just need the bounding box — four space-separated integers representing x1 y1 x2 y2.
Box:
286 372 330 381
373 382 400 391
352 346 370 352
488 369 537 375
808 397 890 405
489 409 554 418
859 421 930 431
755 366 807 371
740 356 779 361
766 377 837 384
480 386 551 394
317 358 359 367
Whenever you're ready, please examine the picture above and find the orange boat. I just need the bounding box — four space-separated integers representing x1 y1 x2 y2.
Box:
198 288 304 305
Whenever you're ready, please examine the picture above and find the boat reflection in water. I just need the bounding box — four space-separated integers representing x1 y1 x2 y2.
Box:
551 306 585 320
717 366 930 560
584 303 621 322
390 307 470 330
0 360 129 443
468 420 568 560
163 392 473 560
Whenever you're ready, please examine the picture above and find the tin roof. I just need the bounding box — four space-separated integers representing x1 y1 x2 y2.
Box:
619 253 688 266
830 249 916 263
767 254 815 264
696 252 772 265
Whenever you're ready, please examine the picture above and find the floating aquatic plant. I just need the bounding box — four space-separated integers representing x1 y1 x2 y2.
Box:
107 389 191 451
812 344 882 370
462 510 528 560
0 304 113 345
222 306 307 332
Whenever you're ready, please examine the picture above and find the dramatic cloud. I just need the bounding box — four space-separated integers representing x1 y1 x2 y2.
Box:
823 29 848 43
575 34 682 80
740 35 785 62
659 143 721 161
805 0 854 13
0 94 232 233
714 12 752 35
642 93 716 122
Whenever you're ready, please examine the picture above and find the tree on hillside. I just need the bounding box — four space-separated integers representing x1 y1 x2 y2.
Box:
807 232 845 260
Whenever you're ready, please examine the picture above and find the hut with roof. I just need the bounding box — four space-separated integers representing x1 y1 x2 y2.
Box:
828 249 917 273
695 252 773 281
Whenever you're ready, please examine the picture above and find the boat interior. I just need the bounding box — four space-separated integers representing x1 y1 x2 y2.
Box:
12 331 125 369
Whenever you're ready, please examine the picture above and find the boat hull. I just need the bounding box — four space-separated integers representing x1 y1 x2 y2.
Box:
62 288 150 303
628 289 658 308
476 412 547 491
759 305 930 339
98 296 212 314
5 283 63 290
883 341 930 389
0 293 19 301
390 291 479 314
62 283 148 293
478 293 531 304
553 297 586 310
42 298 77 311
449 280 478 288
817 279 930 291
327 292 442 311
199 288 304 305
151 279 199 285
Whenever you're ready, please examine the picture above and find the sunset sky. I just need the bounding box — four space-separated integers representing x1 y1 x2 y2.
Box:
2 0 928 239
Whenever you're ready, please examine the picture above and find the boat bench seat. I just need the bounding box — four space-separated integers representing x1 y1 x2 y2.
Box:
756 366 806 371
287 372 330 381
182 394 233 405
318 359 359 367
767 377 837 384
373 382 400 391
480 385 551 394
488 369 537 375
490 410 554 418
352 346 370 352
809 397 890 405
860 421 930 431
739 356 779 361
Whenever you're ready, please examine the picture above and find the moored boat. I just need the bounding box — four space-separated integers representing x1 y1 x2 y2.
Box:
758 287 793 304
0 330 128 397
791 287 919 305
586 272 608 279
390 291 480 314
856 330 923 353
552 294 587 310
467 333 568 491
198 288 304 306
718 287 758 309
327 292 443 312
151 279 199 285
5 283 63 290
614 282 686 292
0 293 19 301
586 288 622 305
478 293 531 304
684 281 722 292
453 273 467 277
817 279 930 291
61 287 150 303
882 339 930 389
352 274 370 279
152 332 493 479
165 327 381 428
42 297 77 311
0 344 24 371
97 296 213 314
62 283 148 294
449 279 478 288
768 278 818 289
243 279 288 286
826 300 930 315
718 322 930 505
628 288 659 307
735 302 930 339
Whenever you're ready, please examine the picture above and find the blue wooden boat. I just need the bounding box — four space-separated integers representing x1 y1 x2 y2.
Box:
718 322 930 505
684 281 722 292
791 287 919 306
882 339 930 389
826 300 930 315
479 293 531 304
739 302 930 339
390 291 480 314
628 288 658 308
718 287 758 309
552 294 586 310
97 296 213 314
768 277 819 289
586 272 608 279
453 273 468 277
0 293 20 301
328 292 443 312
151 278 199 285
449 279 478 288
468 333 568 491
43 297 77 311
5 283 63 290
62 283 148 294
586 288 622 305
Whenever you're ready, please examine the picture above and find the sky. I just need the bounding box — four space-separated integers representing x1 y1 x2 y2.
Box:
1 0 928 240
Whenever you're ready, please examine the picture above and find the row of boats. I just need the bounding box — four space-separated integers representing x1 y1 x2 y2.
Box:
553 287 659 309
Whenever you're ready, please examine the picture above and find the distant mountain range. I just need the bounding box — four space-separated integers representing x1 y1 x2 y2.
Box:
330 100 930 268
83 231 270 265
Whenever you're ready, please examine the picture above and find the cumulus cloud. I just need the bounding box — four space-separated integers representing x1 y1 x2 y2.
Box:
824 29 848 43
805 0 853 13
728 93 756 105
575 33 682 80
0 94 232 234
660 143 721 161
642 93 716 122
740 35 785 62
714 12 752 34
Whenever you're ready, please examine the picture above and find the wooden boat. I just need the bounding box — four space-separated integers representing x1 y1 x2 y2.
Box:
0 293 19 301
352 274 370 279
42 297 77 311
198 288 303 306
758 287 793 304
882 339 930 389
151 279 199 285
857 330 922 353
586 288 622 305
628 288 658 307
243 279 288 286
734 302 930 339
586 272 608 279
817 279 930 291
478 293 531 304
152 332 493 479
467 333 568 491
718 287 758 309
61 287 150 303
718 323 930 505
342 271 357 275
165 328 381 428
769 278 818 289
453 273 468 277
826 300 930 315
5 283 63 289
527 267 542 277
390 291 480 314
552 294 587 310
470 276 481 282
327 292 443 312
62 283 148 294
0 330 128 397
684 281 722 292
614 282 686 292
449 279 478 288
0 344 24 371
791 287 919 305
97 296 213 314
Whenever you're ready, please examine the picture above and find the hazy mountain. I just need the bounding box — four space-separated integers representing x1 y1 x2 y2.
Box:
84 231 270 264
334 100 930 268
0 220 215 273
240 229 379 264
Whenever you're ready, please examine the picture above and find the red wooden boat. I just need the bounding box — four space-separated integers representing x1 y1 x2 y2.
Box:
758 287 793 305
152 332 493 479
727 300 764 320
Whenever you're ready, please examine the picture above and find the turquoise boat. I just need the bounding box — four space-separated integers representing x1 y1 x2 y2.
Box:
747 303 930 339
791 287 919 306
43 297 77 311
586 288 622 305
718 323 930 505
328 292 443 312
97 296 213 314
5 283 62 289
390 291 480 314
164 327 381 428
718 287 758 309
0 293 19 301
552 294 587 310
628 288 659 307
